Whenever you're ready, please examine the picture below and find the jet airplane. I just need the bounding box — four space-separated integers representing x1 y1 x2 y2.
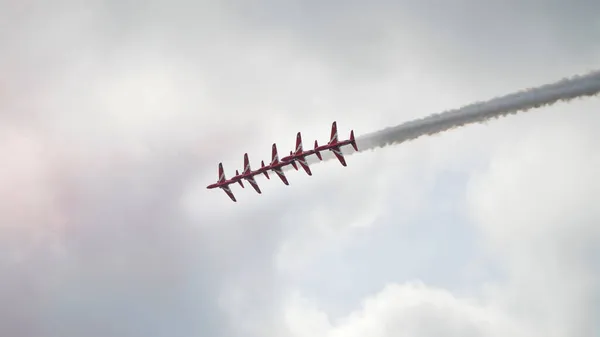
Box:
206 163 238 202
267 143 295 185
231 153 264 194
281 132 314 176
313 121 358 166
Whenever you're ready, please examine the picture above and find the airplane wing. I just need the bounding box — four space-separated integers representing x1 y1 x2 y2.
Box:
243 153 252 174
222 185 237 202
295 132 303 154
314 140 322 160
271 144 290 185
296 156 312 175
329 121 338 144
330 146 347 167
271 143 280 165
218 163 226 182
272 166 289 185
246 175 262 194
260 160 270 179
234 170 244 188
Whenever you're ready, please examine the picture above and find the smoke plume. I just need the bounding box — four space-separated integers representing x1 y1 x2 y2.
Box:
305 69 600 164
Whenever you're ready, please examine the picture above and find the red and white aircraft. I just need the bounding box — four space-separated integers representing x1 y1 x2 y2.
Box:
208 121 358 202
281 132 313 176
268 143 293 185
313 121 358 166
258 160 271 180
206 163 238 202
232 153 264 194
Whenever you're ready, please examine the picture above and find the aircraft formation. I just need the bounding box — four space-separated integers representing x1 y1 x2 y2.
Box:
207 121 358 202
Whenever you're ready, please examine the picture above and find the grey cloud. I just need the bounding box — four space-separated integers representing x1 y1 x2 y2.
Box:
2 0 600 336
224 0 600 94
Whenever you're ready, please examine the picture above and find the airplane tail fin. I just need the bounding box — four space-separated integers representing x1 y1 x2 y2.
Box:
350 130 358 151
243 153 251 174
271 143 280 165
218 163 226 182
295 132 303 155
329 121 338 144
314 140 322 160
289 151 298 170
261 160 270 179
235 170 244 188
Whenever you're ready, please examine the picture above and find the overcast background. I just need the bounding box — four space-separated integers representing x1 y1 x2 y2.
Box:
1 1 599 336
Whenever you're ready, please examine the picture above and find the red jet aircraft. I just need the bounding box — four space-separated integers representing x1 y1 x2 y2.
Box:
258 160 271 180
208 121 358 202
231 153 266 194
313 121 358 166
206 163 239 202
267 143 295 185
281 132 313 176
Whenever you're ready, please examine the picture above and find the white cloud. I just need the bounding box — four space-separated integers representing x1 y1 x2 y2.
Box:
465 107 600 337
270 91 600 337
284 282 529 337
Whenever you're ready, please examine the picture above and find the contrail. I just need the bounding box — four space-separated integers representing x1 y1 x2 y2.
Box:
302 69 600 165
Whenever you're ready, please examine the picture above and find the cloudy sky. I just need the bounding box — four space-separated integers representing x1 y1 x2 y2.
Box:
1 0 599 336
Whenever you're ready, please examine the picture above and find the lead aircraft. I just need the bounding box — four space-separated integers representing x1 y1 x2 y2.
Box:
206 163 238 202
313 121 358 166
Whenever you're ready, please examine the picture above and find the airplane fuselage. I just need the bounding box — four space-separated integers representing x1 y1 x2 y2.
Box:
255 166 272 175
232 170 260 181
315 139 353 152
282 149 317 162
206 180 232 189
281 154 304 162
270 161 289 170
315 144 337 152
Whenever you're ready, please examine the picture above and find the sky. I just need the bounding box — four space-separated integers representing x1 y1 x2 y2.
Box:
1 1 599 337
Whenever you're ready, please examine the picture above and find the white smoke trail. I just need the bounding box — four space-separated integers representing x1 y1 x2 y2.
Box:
301 69 600 165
